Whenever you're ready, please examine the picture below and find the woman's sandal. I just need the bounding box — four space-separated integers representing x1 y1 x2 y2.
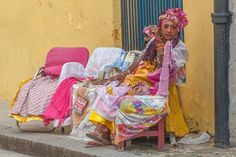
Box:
86 131 111 146
85 140 104 148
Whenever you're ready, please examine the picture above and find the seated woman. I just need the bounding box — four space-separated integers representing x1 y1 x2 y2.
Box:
68 26 154 141
86 8 189 147
143 25 158 46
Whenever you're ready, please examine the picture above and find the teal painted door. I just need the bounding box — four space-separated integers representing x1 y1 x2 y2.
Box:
121 0 183 51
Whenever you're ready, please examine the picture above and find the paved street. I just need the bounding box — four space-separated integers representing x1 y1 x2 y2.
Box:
1 100 236 157
0 149 32 157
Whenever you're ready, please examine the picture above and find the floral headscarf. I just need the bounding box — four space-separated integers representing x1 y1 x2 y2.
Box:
143 25 158 38
142 8 188 61
159 8 188 31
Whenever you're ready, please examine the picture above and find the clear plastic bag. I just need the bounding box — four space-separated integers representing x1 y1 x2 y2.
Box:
69 85 97 141
177 132 211 145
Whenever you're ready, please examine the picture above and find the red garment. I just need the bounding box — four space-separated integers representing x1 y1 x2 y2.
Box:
43 77 77 126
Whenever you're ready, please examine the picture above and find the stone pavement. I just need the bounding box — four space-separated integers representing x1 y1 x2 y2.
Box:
0 100 236 157
0 149 32 157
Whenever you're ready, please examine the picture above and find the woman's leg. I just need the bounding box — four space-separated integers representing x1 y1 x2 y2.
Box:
86 123 111 143
89 111 115 133
86 111 114 145
165 85 189 138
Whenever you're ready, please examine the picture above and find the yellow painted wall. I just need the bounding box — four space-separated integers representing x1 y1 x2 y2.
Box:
181 0 214 134
113 0 122 47
0 0 121 100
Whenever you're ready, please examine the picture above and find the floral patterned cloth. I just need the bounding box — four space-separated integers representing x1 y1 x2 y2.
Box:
115 95 169 143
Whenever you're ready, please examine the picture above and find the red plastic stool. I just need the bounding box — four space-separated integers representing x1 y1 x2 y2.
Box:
118 117 165 151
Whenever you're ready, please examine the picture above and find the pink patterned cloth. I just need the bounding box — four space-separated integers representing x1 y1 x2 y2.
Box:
10 76 58 117
158 41 172 96
42 77 78 126
95 81 129 121
147 41 177 96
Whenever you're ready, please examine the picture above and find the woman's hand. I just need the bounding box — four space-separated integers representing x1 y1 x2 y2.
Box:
91 78 109 85
156 41 165 55
155 28 165 56
156 46 164 56
156 41 165 65
110 72 126 84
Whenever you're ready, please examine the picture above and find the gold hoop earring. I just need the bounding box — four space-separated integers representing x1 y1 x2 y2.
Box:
160 32 163 38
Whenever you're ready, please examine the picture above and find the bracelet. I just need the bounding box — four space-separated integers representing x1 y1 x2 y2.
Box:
156 42 164 50
156 45 164 50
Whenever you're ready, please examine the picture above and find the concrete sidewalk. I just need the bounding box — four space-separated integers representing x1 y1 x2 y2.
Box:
0 100 236 157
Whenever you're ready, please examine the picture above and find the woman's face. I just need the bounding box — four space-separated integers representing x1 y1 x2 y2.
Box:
144 34 151 44
160 19 178 41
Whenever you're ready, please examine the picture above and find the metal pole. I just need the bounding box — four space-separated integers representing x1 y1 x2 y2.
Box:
211 0 232 148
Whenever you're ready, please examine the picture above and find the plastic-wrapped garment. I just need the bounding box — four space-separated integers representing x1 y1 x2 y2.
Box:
85 48 124 78
70 111 96 142
57 62 86 86
69 85 98 141
177 132 211 144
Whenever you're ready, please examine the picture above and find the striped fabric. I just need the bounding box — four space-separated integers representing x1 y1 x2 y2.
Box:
10 76 58 117
121 0 183 51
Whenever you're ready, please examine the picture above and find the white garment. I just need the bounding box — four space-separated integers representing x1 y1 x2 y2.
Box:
57 62 86 86
85 47 124 77
172 40 188 86
177 132 211 144
172 40 188 69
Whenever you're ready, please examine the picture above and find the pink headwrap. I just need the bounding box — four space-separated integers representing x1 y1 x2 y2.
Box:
143 25 158 38
159 8 188 31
